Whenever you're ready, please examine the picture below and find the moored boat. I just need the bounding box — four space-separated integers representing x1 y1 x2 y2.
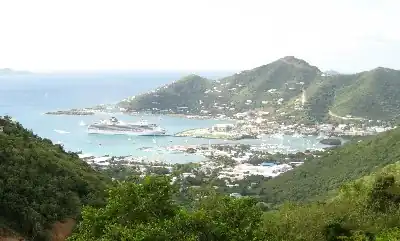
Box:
87 117 166 136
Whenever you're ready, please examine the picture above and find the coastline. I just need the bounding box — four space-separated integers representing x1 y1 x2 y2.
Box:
174 128 252 140
45 109 95 115
79 142 313 181
44 105 235 121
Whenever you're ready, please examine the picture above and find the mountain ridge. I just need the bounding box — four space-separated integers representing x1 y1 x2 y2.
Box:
117 56 400 121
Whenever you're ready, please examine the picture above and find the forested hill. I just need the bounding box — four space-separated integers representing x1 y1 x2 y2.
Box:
117 56 400 121
0 116 110 241
260 126 400 204
118 74 215 113
118 56 322 115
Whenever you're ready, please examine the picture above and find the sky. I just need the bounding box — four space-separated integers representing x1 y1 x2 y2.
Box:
0 0 399 73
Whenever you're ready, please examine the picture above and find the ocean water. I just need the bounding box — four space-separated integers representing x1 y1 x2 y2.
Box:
0 72 327 163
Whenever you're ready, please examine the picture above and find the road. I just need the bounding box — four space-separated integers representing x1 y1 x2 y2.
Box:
328 110 365 121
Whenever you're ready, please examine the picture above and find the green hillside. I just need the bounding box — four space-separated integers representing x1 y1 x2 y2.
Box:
69 162 400 241
119 74 215 114
300 74 355 122
330 68 400 120
260 126 400 204
216 56 321 109
117 56 323 115
0 116 110 240
117 57 400 122
263 162 400 241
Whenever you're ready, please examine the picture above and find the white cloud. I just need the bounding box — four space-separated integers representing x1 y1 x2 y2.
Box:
0 0 399 72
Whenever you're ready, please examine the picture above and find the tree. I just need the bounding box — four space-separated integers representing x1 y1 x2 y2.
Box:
69 175 265 241
0 116 109 241
368 175 400 212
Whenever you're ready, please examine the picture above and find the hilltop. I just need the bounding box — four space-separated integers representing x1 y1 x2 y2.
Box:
117 56 322 116
118 74 216 114
260 126 400 204
0 116 110 240
117 56 400 122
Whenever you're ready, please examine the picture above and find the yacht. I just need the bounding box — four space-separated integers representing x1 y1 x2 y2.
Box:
87 117 166 136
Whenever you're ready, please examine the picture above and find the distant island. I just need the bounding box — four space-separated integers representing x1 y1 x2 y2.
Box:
0 68 31 75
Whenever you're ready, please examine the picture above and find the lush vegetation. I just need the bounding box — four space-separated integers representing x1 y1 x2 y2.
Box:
0 116 110 240
118 74 217 114
118 56 322 115
4 115 400 240
331 67 400 120
262 162 400 241
69 163 400 241
260 127 400 204
217 56 321 110
68 176 266 241
117 56 400 122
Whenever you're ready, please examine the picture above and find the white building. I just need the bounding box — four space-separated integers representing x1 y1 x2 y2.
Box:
212 123 235 132
230 193 242 198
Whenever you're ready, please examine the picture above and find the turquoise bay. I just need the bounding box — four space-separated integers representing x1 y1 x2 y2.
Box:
0 72 326 163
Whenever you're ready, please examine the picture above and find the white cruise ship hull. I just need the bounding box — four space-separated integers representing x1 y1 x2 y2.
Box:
87 117 167 136
87 128 166 136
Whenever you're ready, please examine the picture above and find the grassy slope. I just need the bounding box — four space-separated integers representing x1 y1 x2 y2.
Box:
117 57 400 121
0 116 110 240
301 74 354 122
119 74 215 113
218 56 321 106
331 68 400 120
261 127 400 204
262 161 400 241
118 56 322 114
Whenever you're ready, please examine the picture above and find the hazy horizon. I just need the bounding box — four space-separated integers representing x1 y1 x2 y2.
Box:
1 0 399 73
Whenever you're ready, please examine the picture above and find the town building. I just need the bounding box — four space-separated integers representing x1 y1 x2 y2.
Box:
212 123 235 132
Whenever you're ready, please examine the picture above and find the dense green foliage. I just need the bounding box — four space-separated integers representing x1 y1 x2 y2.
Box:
70 163 400 241
68 176 265 241
5 115 400 240
0 116 110 240
331 67 400 120
118 56 400 121
217 56 321 110
262 162 400 241
261 127 400 204
118 56 322 115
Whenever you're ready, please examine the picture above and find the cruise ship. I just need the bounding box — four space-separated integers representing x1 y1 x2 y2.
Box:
87 117 166 136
